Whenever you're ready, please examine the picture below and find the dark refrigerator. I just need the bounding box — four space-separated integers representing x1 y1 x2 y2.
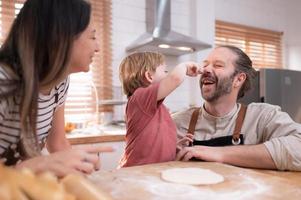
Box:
239 68 301 123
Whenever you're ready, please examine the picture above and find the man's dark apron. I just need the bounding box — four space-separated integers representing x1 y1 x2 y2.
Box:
187 105 247 146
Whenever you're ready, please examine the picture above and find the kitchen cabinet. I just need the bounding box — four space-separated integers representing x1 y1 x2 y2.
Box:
67 124 126 170
73 141 125 171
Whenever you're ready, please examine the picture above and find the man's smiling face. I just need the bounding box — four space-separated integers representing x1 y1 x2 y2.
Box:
200 47 238 102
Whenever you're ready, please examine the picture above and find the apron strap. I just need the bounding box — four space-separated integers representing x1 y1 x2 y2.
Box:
186 104 248 146
232 104 247 144
187 107 202 135
187 107 201 146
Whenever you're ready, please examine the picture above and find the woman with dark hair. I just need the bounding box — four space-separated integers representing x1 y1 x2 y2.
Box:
0 0 112 177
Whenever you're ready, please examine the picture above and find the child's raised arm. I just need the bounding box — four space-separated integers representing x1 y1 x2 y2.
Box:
157 62 201 101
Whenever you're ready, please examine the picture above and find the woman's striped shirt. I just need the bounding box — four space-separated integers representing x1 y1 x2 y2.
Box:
0 66 69 163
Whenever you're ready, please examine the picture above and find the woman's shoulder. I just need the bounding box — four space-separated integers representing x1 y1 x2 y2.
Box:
0 63 19 80
56 76 70 91
55 76 70 106
0 64 10 79
0 64 18 96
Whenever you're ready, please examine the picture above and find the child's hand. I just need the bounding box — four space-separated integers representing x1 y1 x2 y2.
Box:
185 62 202 77
176 133 194 152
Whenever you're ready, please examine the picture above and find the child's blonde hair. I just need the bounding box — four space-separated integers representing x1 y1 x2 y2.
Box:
119 52 165 97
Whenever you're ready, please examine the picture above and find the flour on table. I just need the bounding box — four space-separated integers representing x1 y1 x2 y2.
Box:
161 168 224 185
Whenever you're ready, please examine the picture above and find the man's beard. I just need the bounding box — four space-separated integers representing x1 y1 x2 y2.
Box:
200 72 235 102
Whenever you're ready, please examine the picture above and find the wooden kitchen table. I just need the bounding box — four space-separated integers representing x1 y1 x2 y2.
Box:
89 161 301 200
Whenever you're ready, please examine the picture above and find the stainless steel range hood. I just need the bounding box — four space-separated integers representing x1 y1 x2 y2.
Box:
126 0 211 56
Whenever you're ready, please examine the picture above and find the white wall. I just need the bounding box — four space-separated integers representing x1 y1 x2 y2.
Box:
111 0 301 118
111 0 146 120
214 0 301 70
285 0 301 70
111 0 211 117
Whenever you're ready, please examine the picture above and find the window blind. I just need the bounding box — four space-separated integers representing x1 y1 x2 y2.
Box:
0 0 24 44
65 0 113 125
215 20 283 68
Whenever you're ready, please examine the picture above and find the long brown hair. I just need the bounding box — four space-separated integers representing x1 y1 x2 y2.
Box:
0 0 91 157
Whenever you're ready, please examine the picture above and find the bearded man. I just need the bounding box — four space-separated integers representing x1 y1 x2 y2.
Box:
173 45 301 171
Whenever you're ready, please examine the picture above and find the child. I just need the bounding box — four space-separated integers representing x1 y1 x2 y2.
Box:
119 52 200 167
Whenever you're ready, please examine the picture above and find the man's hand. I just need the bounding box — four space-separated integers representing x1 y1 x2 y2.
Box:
176 133 193 152
176 144 277 170
176 145 223 162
